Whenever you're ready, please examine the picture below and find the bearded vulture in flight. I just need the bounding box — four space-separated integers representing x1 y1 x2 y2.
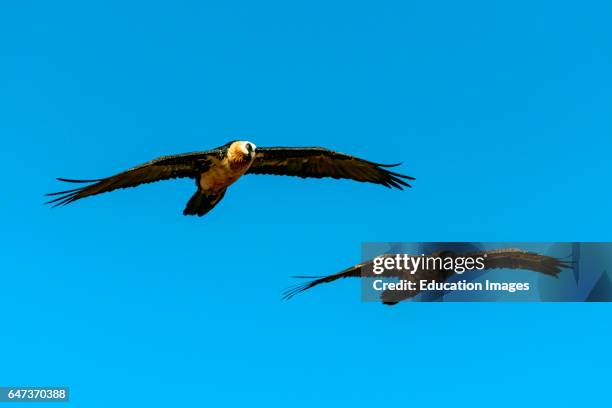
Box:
45 141 414 216
283 249 572 305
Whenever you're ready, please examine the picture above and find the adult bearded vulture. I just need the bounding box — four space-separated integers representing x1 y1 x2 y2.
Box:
45 141 414 216
282 249 571 305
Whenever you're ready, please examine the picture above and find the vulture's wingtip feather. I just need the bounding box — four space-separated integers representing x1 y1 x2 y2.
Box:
56 177 101 183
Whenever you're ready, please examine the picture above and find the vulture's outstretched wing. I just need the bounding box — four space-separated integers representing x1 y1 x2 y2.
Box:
45 150 219 206
284 249 571 304
248 147 414 189
472 248 571 276
282 255 400 300
282 264 363 301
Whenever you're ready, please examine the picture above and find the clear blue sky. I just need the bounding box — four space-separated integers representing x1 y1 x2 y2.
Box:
1 1 611 406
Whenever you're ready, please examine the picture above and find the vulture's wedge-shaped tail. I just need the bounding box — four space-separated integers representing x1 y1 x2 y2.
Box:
283 249 572 305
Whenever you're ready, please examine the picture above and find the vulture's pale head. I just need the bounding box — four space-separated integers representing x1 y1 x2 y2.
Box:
228 140 257 164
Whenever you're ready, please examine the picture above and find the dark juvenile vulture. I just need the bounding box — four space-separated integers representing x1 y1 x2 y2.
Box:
283 249 572 305
45 141 414 216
